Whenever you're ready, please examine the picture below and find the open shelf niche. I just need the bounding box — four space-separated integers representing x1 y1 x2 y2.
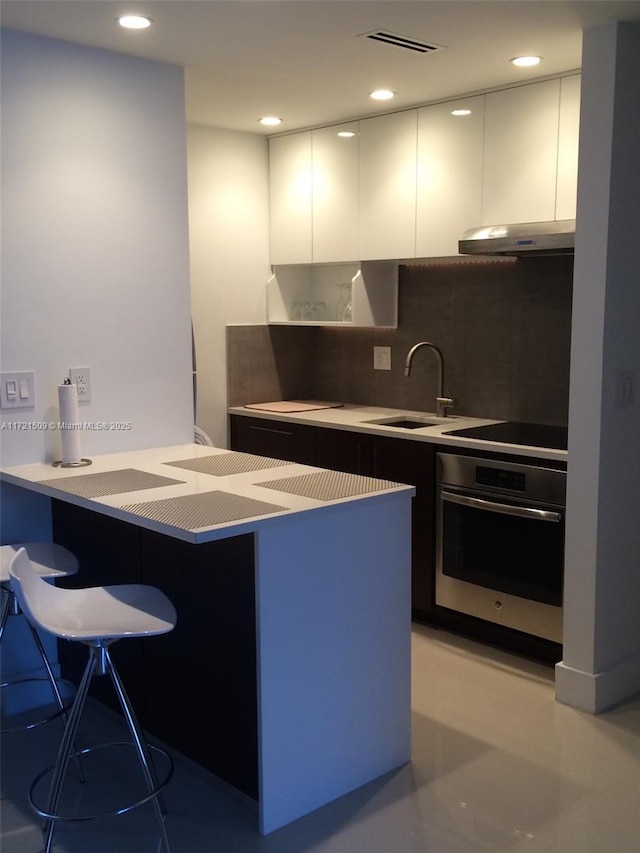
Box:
266 261 398 327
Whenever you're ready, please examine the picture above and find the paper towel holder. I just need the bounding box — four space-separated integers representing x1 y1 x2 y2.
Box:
52 378 93 467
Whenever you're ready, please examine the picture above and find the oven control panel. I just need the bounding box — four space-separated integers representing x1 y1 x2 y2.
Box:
475 465 526 492
437 453 566 505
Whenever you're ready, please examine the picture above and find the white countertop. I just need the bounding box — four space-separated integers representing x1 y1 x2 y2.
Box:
0 444 414 544
228 403 569 463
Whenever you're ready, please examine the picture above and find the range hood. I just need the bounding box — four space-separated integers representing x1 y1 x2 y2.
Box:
458 219 575 256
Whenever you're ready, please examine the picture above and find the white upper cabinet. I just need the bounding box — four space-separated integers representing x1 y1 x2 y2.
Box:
311 123 359 263
358 111 418 260
416 96 485 257
556 74 581 221
268 75 581 267
269 132 313 265
482 80 561 225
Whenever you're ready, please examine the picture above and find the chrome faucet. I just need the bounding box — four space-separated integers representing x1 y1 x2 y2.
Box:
404 342 455 418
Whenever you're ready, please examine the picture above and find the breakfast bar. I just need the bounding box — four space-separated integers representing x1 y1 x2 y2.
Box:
1 444 414 834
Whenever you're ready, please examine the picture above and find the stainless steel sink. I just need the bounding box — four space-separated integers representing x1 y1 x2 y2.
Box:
363 415 451 429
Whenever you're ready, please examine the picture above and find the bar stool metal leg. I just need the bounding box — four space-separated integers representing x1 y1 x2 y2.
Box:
0 586 11 640
9 548 175 853
24 619 87 787
106 646 172 851
1 543 81 737
40 647 95 853
1 585 82 751
35 642 172 853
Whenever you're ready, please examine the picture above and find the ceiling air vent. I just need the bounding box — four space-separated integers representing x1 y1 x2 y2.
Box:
360 30 446 55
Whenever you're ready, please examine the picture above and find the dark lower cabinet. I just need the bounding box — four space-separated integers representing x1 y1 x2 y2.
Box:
229 415 317 464
316 430 435 617
52 500 259 800
229 415 436 619
365 435 435 618
315 427 370 475
228 415 560 662
140 530 258 799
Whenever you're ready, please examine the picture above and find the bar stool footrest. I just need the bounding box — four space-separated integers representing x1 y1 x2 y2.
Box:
0 677 76 735
29 740 174 822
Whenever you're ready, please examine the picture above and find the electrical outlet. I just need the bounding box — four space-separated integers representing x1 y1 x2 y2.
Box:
373 346 392 371
69 367 91 402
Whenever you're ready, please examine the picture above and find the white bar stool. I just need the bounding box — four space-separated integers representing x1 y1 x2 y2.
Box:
1 542 79 734
9 546 177 853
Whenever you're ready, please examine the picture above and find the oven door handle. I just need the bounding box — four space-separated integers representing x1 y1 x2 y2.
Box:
441 490 562 522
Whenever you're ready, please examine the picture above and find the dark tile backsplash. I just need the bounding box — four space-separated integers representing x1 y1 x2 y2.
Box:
227 255 573 425
226 324 314 406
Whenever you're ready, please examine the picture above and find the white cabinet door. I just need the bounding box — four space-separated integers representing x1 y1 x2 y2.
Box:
556 74 581 221
269 132 312 264
358 111 418 260
312 122 359 263
416 96 485 257
483 80 561 225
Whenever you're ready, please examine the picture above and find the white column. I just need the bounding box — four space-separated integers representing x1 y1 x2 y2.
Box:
255 494 412 833
556 22 640 712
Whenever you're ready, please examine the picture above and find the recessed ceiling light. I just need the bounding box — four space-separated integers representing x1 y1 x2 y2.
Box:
370 89 395 101
118 15 152 30
510 55 542 67
260 117 282 127
337 131 356 138
451 109 472 116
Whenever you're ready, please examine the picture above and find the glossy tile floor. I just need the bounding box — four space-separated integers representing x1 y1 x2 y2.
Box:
2 623 640 853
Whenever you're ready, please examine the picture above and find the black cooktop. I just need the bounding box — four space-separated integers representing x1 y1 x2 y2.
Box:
444 421 568 450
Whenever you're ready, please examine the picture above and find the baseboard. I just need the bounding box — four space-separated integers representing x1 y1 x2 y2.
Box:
555 649 640 713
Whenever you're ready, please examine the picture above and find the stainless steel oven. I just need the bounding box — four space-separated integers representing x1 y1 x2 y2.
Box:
436 453 566 643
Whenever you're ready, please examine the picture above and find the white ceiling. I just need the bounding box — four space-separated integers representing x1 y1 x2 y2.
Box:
3 1 640 135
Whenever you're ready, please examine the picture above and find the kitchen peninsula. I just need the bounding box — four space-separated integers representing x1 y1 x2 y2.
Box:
0 445 414 835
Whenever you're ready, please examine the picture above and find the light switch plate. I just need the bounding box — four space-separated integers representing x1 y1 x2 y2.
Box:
1 371 35 409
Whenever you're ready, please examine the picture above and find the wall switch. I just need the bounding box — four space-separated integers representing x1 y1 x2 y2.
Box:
373 346 392 371
0 371 35 409
615 369 635 408
69 367 91 402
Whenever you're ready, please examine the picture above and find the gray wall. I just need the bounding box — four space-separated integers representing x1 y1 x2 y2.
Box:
228 254 573 425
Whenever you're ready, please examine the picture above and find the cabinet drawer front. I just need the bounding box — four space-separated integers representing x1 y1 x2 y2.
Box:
229 415 317 465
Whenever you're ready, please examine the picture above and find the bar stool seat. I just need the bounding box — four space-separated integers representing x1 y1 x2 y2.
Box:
1 542 79 734
9 546 177 853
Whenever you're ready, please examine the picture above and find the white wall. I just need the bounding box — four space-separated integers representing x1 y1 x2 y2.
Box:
0 30 196 700
187 124 270 447
557 22 640 712
0 31 193 480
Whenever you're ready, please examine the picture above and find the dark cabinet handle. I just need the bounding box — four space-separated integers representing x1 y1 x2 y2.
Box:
249 425 295 437
372 444 380 476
